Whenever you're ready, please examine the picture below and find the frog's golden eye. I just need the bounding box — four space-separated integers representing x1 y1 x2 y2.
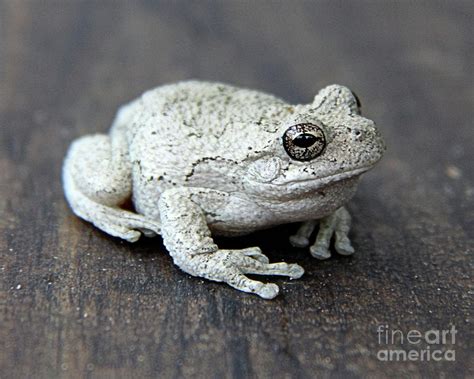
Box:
283 123 326 161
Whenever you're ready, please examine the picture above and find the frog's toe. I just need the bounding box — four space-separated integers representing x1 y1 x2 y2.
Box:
93 211 161 242
138 228 158 238
258 283 280 299
240 247 270 264
226 272 280 299
121 216 161 236
221 250 304 298
307 207 353 259
290 220 317 248
290 264 305 279
309 244 331 260
92 219 141 242
335 235 355 256
238 255 305 279
289 234 310 248
122 230 142 243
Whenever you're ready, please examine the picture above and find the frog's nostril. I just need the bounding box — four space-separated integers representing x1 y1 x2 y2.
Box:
347 127 362 138
348 128 362 139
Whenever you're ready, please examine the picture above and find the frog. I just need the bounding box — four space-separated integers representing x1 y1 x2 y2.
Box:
63 80 385 299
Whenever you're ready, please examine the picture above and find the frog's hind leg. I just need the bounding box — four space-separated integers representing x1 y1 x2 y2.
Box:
63 132 161 242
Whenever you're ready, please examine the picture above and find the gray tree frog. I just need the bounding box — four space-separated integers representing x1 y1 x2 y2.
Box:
63 81 385 299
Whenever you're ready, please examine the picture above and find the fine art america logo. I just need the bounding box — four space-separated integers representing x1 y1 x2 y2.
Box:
377 325 457 362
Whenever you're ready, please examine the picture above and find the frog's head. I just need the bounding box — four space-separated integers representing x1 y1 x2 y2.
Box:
243 85 386 200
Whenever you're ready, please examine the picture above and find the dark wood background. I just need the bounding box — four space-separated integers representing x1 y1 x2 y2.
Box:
1 1 472 378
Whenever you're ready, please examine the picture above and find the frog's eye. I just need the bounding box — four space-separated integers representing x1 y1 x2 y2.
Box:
351 91 361 113
282 123 326 161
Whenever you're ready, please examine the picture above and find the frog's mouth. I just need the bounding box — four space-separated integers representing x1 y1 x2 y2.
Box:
274 165 372 189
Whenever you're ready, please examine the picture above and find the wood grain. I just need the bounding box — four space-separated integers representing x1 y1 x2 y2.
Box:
1 1 472 378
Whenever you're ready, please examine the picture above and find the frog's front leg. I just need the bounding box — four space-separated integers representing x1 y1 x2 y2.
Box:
290 207 355 259
159 188 304 299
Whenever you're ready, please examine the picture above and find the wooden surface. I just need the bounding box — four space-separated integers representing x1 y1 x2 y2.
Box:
1 1 473 378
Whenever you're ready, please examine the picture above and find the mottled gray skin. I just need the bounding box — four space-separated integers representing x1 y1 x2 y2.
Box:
63 81 385 299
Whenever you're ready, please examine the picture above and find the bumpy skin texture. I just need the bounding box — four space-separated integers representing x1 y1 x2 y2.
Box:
63 81 385 299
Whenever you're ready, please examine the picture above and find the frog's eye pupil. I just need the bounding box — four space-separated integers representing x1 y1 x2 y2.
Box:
283 123 326 161
293 133 317 148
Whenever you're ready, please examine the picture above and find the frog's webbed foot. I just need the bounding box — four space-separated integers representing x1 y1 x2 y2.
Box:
159 188 304 299
182 248 304 299
290 207 354 260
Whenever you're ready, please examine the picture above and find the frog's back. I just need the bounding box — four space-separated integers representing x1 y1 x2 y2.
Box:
136 80 288 133
122 80 296 178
